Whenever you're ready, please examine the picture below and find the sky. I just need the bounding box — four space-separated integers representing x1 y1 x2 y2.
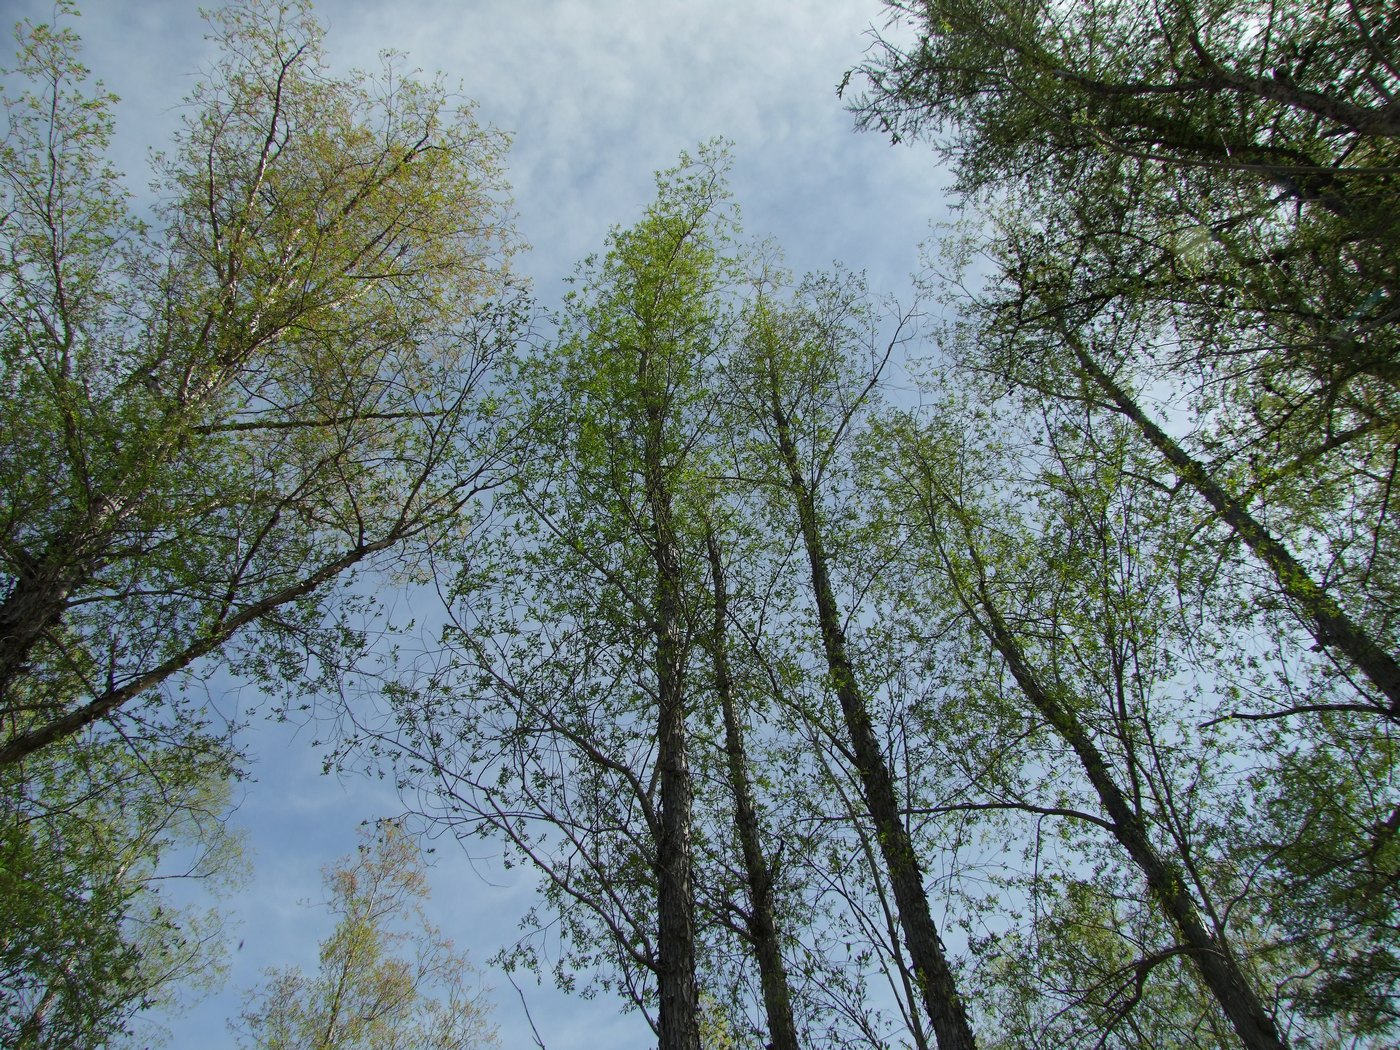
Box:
3 1 955 1046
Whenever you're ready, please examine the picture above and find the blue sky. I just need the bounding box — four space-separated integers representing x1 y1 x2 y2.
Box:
3 1 953 1045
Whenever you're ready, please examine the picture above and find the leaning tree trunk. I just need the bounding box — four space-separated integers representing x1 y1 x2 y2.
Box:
765 391 978 1050
1067 329 1400 720
943 517 1291 1050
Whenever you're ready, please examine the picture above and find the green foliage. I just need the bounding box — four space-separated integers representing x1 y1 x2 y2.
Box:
0 733 244 1049
1239 728 1400 1036
972 878 1237 1050
0 0 520 766
853 8 1400 1039
237 821 497 1050
0 2 519 1045
367 144 742 1031
858 0 1400 638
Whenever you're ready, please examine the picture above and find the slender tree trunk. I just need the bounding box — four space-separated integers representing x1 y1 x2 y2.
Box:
954 536 1290 1050
764 387 977 1050
643 351 701 1050
1067 331 1400 718
704 527 802 1050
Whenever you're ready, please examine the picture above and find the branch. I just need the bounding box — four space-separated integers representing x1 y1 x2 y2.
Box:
0 518 430 766
905 800 1116 835
192 408 443 434
1199 701 1394 728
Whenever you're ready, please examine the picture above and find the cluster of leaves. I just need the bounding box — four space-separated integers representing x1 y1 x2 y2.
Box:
1 733 243 1048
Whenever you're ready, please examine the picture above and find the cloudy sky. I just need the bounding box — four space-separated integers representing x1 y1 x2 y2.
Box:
4 1 954 1046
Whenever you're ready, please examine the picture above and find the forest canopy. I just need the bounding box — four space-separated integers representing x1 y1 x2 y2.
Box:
1 0 1396 1048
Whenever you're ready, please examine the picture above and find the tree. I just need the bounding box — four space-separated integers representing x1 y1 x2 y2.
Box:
850 0 1400 721
357 144 741 1050
722 271 978 1050
0 0 520 767
1 3 518 1043
236 820 497 1050
853 0 1397 283
700 522 800 1050
1 732 244 1049
873 407 1293 1049
863 1 1394 175
850 12 1400 1036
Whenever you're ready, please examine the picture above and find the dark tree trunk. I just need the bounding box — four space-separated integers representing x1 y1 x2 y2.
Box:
1068 332 1400 719
961 548 1291 1050
764 385 978 1050
643 351 701 1050
703 527 802 1050
0 550 83 708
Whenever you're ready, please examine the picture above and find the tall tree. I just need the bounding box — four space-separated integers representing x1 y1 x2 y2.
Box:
723 272 978 1050
689 501 919 1049
851 0 1400 721
874 407 1294 1049
849 13 1400 1038
364 145 740 1050
0 0 520 767
700 522 801 1050
1 3 518 1043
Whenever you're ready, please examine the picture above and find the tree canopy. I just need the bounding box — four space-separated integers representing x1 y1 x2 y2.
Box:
1 1 518 1044
0 0 519 769
236 821 497 1050
3 0 1398 1047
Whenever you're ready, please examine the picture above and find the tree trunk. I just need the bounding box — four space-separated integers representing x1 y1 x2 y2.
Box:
1068 330 1400 718
644 351 701 1050
765 387 978 1050
0 554 82 707
962 550 1291 1050
704 527 802 1050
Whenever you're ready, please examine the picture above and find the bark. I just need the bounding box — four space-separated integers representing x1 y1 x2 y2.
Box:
703 527 802 1050
0 498 135 709
0 559 80 706
1067 331 1400 718
643 349 700 1050
764 382 977 1050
